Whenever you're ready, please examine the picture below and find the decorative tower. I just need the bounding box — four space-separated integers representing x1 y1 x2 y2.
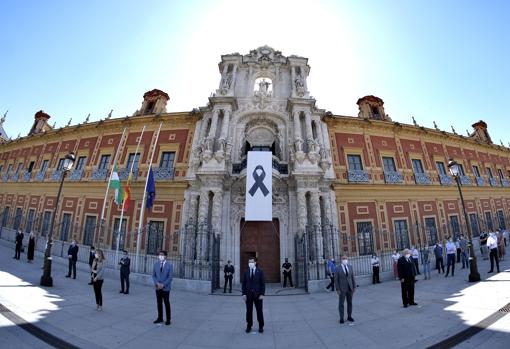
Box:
356 95 391 121
0 111 8 143
469 120 492 144
137 89 169 115
29 110 53 135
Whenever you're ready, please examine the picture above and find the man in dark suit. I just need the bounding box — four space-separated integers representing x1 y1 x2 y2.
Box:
14 230 24 260
397 248 418 308
242 257 265 333
334 255 356 324
152 250 173 326
119 250 131 294
65 240 79 279
223 260 234 293
282 258 293 288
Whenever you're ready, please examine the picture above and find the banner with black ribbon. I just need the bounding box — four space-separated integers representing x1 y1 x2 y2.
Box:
245 151 272 221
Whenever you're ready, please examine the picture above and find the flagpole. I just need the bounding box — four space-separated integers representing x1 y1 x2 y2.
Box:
135 122 163 272
97 127 127 247
114 200 125 266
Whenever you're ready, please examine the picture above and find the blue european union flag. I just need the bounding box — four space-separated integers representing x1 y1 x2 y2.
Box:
146 166 156 210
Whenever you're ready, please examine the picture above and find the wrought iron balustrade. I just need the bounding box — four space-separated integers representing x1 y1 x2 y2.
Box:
439 174 453 186
384 171 403 184
51 170 63 181
475 176 484 186
501 178 509 187
272 159 288 175
119 168 139 181
22 172 32 182
414 172 431 185
69 169 84 181
153 167 175 180
489 178 497 187
231 157 288 175
459 175 471 186
35 171 46 182
348 169 369 183
91 168 108 181
11 172 20 182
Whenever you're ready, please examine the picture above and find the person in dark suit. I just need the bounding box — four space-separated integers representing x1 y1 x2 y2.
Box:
334 255 356 324
119 250 130 294
242 257 265 333
282 258 293 288
223 260 234 293
152 250 173 326
88 246 96 285
66 240 79 279
397 249 418 308
27 232 35 263
14 230 24 260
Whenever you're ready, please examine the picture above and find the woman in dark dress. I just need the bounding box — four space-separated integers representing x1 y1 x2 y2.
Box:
27 232 35 263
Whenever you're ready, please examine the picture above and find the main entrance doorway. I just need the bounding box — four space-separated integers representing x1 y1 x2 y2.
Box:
240 218 280 283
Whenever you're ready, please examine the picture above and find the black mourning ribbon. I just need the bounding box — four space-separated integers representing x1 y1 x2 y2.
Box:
248 165 269 197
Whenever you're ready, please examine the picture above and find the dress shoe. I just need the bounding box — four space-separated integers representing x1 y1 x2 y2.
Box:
119 290 124 293
245 326 251 333
72 276 76 279
165 320 171 326
403 304 408 308
65 275 71 278
258 328 264 333
124 291 129 295
347 317 355 322
88 282 93 285
488 270 493 273
339 319 344 324
153 319 163 324
410 302 418 306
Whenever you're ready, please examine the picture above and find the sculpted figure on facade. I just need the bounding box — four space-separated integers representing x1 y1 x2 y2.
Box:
294 73 306 97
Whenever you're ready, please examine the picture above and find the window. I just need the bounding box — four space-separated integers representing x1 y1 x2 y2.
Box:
347 154 363 171
457 164 466 176
0 165 3 173
98 155 111 170
57 158 65 170
497 169 505 180
27 161 35 173
126 153 140 170
485 211 494 231
145 101 155 114
472 165 481 177
450 216 460 239
111 218 127 250
7 164 13 173
356 221 374 255
412 159 424 173
40 160 49 173
15 163 23 174
394 220 409 251
1 207 9 227
382 157 396 172
147 221 165 255
25 209 35 233
497 210 506 230
469 213 480 237
425 217 438 246
41 211 51 237
159 152 175 169
75 156 87 170
508 170 510 179
60 213 72 241
486 167 493 179
371 106 381 119
13 208 23 231
83 216 96 246
436 161 447 175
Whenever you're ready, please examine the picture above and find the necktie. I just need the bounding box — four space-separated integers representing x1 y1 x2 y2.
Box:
160 262 163 272
344 266 348 276
251 269 254 279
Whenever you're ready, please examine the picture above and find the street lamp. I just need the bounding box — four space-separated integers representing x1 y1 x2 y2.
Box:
40 152 75 287
448 159 481 282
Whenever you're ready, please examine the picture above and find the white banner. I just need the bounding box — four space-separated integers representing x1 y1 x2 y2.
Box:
245 151 272 221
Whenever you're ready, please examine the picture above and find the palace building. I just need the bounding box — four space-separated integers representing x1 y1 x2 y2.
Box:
1 46 510 286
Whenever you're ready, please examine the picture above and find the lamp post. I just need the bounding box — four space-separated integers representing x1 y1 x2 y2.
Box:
40 152 75 287
448 159 481 282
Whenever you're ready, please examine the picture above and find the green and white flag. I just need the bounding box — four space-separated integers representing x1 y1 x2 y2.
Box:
111 164 124 206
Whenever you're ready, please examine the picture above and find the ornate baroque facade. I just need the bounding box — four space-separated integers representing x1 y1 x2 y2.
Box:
1 46 510 284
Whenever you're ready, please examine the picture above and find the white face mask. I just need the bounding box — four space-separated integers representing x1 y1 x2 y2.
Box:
158 255 165 262
95 253 99 259
248 262 255 269
341 259 348 265
405 254 411 258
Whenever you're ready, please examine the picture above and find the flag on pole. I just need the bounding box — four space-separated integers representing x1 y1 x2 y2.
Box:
123 172 132 212
111 164 124 206
146 166 156 210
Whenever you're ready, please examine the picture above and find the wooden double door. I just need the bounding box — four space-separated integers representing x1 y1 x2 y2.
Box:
240 218 280 283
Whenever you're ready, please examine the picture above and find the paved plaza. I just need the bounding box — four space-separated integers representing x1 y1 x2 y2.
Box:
0 242 509 349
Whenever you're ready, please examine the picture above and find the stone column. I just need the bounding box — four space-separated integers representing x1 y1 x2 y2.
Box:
310 191 324 261
305 112 314 153
219 109 230 140
197 191 210 260
184 193 199 260
208 109 219 139
296 191 307 235
211 190 223 236
293 111 303 152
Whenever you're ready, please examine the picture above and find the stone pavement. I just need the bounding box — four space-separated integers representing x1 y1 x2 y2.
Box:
0 243 509 349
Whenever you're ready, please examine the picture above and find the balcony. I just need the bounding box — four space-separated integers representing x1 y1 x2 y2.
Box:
35 171 46 182
1 172 9 182
69 169 84 181
384 171 404 184
489 177 497 187
11 172 20 182
475 176 485 186
91 168 108 181
501 178 509 187
51 170 63 181
231 157 289 175
22 172 32 182
438 174 453 186
153 167 175 180
119 168 139 181
414 172 432 185
348 169 369 183
459 175 471 186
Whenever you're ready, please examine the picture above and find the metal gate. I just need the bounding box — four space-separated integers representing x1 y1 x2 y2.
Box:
210 234 221 292
294 233 309 292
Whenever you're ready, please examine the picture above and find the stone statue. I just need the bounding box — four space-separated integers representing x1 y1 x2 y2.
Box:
258 79 270 94
66 118 72 127
221 73 233 89
451 125 457 134
294 73 305 96
433 121 439 130
85 114 90 123
106 109 113 119
412 116 418 126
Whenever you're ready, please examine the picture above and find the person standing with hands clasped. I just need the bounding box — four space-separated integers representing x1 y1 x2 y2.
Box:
334 255 356 324
371 253 381 284
14 230 24 260
445 238 456 277
398 249 417 308
119 250 130 294
66 240 79 279
27 231 35 263
91 249 105 311
152 250 173 326
242 257 265 333
223 260 234 293
282 258 293 288
487 232 500 273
